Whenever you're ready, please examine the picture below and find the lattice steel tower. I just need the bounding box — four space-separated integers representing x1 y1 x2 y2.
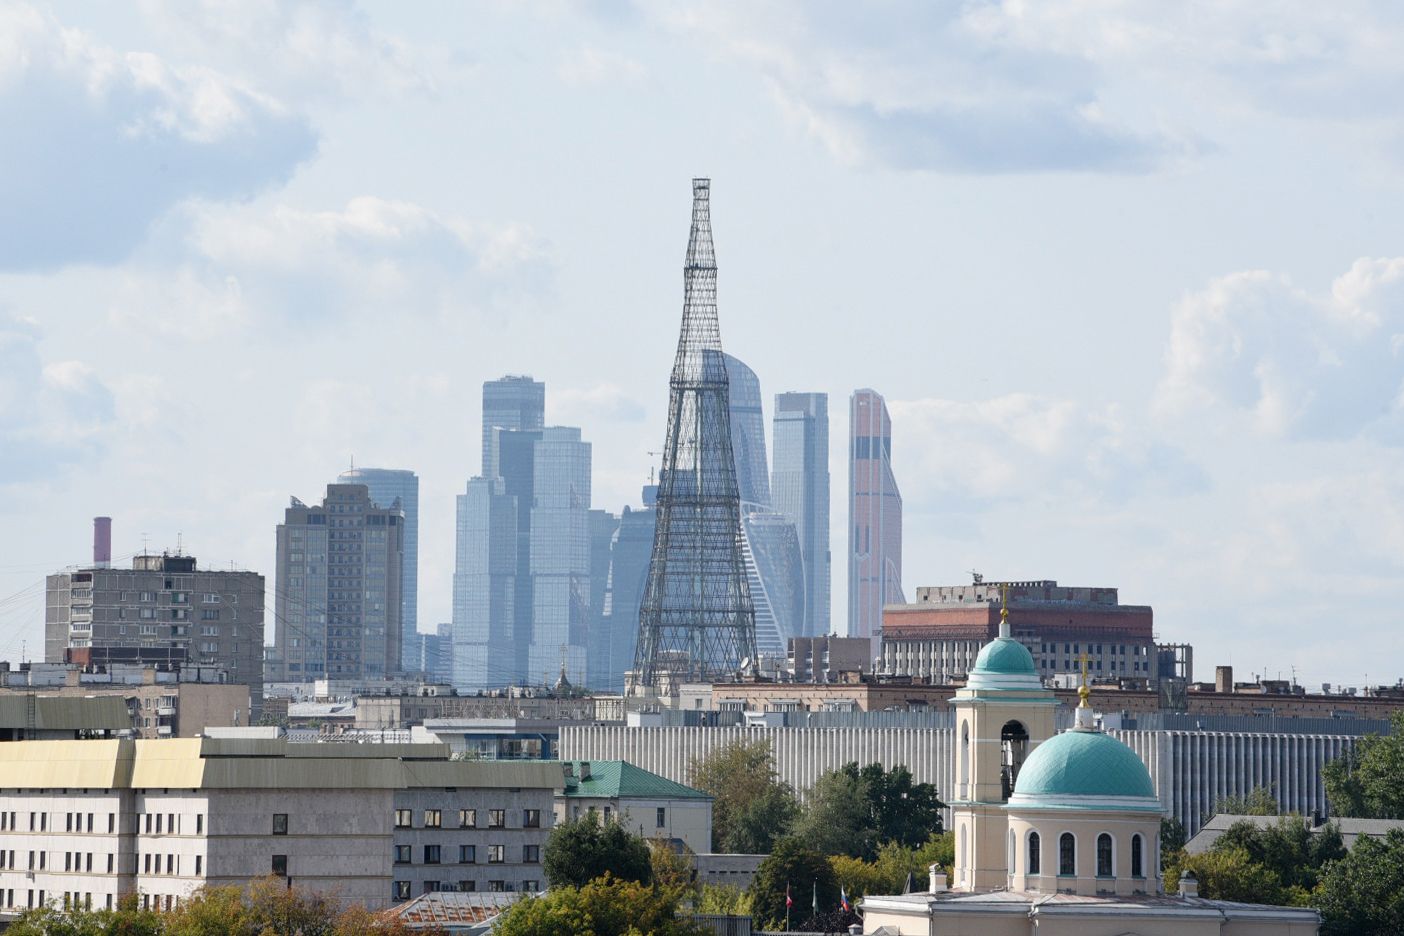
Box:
634 178 757 688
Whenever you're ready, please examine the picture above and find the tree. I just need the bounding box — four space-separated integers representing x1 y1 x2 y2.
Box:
1213 816 1344 893
695 884 752 916
491 875 706 936
829 833 954 901
748 838 839 931
1323 713 1404 819
790 766 876 859
1316 828 1404 936
1182 846 1286 906
1212 785 1279 817
542 812 653 888
848 763 945 850
1159 817 1186 864
690 739 799 852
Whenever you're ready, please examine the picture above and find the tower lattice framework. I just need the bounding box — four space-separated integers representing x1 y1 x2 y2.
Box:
635 178 757 688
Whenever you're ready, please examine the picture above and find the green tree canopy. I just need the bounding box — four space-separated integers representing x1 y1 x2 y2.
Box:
689 739 799 852
542 812 653 889
1316 828 1404 936
844 763 945 851
1323 713 1404 819
491 875 705 936
1181 846 1288 906
790 766 875 859
747 838 839 931
1213 816 1344 893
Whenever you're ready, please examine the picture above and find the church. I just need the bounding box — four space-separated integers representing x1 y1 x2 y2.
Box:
860 600 1321 935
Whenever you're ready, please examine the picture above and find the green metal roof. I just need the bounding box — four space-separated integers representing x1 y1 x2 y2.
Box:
970 637 1037 677
1012 729 1157 803
560 760 710 800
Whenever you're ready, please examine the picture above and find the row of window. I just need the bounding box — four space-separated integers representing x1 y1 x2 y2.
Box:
392 879 537 900
394 843 538 865
1023 831 1147 879
394 808 539 830
141 852 201 876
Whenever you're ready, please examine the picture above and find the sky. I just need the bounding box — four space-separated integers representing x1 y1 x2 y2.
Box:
2 1 1404 689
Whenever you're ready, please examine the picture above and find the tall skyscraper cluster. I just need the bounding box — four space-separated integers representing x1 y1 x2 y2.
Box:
848 388 904 652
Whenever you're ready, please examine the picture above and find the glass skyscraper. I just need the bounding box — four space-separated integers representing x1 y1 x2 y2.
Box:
848 388 903 652
452 476 518 689
336 467 419 669
773 392 830 637
481 376 545 478
527 426 592 686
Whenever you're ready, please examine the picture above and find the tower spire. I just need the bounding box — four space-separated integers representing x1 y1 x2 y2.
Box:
634 179 757 690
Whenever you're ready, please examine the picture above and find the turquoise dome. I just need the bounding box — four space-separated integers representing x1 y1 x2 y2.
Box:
971 637 1037 676
1008 729 1160 812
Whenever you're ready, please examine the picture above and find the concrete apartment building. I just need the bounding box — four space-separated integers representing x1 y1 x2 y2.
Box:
0 663 249 738
881 580 1165 686
45 545 265 716
271 484 405 682
0 738 560 917
787 635 872 683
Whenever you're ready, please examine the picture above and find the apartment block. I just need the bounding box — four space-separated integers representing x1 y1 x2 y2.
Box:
0 738 560 917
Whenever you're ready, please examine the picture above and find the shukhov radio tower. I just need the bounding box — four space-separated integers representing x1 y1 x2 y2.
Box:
634 178 757 688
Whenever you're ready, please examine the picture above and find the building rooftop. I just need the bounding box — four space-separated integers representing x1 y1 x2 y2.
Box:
560 760 711 800
0 694 132 732
1010 728 1159 808
863 889 1321 924
387 890 526 933
1186 813 1404 854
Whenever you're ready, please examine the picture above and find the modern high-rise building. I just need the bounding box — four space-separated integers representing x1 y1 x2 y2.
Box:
741 511 806 660
589 486 657 694
337 467 419 670
585 509 621 690
527 426 592 686
452 476 518 689
45 520 266 715
848 388 903 651
482 376 545 478
273 483 404 681
722 353 771 510
773 392 830 637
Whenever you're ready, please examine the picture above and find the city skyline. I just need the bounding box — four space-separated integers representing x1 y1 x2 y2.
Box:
4 3 1404 687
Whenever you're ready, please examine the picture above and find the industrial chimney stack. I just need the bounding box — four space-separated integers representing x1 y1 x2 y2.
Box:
93 516 112 569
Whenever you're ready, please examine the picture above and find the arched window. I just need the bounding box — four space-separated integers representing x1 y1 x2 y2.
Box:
1097 833 1113 878
1059 833 1075 876
960 721 970 795
1028 831 1041 875
1131 834 1143 878
1000 720 1029 801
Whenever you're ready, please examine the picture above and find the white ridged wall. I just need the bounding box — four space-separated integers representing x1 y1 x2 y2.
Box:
561 725 1360 836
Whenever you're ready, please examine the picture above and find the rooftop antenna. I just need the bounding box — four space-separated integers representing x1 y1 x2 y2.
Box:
970 569 983 585
176 531 183 556
141 532 149 556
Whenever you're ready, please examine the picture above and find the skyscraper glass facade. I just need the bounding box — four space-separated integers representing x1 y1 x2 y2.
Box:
722 353 771 509
848 389 903 651
773 392 830 637
481 376 545 478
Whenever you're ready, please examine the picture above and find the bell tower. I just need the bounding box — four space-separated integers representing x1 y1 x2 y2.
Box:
949 584 1058 891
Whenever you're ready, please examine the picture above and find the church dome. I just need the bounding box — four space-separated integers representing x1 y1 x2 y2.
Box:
965 637 1042 691
1008 729 1161 811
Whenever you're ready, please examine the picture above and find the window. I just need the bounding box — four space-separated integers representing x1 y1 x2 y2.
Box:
86 813 93 833
196 815 203 834
423 845 441 865
1131 834 1144 878
394 809 413 829
487 809 506 829
107 854 114 874
393 881 411 901
166 854 174 875
195 855 202 875
272 814 288 835
1059 833 1076 877
423 809 441 828
459 845 475 864
458 809 476 828
271 855 288 877
488 880 507 892
458 880 475 893
1096 833 1113 878
487 845 504 864
423 881 440 895
655 807 666 828
1028 831 1040 875
523 809 540 829
522 844 539 864
144 853 151 874
394 845 411 864
522 880 539 892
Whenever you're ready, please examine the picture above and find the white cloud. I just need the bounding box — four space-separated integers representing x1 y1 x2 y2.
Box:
0 3 315 270
0 318 115 483
553 384 648 424
1158 257 1404 441
136 0 434 99
558 46 646 86
649 2 1184 173
889 393 1206 507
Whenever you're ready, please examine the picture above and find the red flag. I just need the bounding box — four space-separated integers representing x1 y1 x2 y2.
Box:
786 884 793 908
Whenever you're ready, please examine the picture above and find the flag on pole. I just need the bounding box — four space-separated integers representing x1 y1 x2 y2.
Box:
812 879 819 914
785 883 793 909
841 886 852 913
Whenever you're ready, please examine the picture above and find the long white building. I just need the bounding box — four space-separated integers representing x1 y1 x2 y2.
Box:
0 738 560 917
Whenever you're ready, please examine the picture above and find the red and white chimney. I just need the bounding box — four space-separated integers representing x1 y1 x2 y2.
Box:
93 516 112 569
